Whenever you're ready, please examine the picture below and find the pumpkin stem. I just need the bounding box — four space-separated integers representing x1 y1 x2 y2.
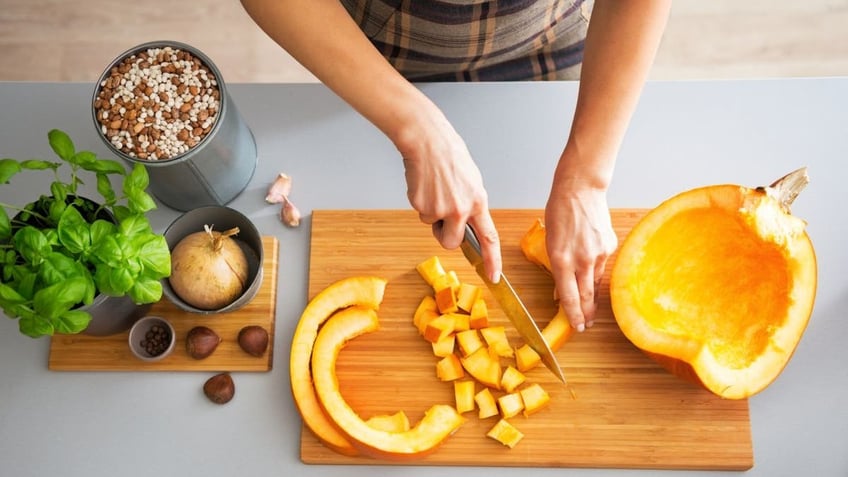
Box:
762 167 809 212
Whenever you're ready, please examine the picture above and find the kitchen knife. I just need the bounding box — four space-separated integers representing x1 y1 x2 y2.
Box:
460 224 567 383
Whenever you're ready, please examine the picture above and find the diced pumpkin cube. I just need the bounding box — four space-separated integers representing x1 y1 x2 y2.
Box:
454 380 476 414
474 388 499 419
456 282 482 312
423 313 456 343
460 346 502 390
487 419 524 448
365 411 410 432
480 325 513 358
414 308 439 336
497 392 525 419
452 312 470 332
542 308 575 351
416 255 446 287
500 366 526 393
469 298 489 329
520 383 551 416
432 270 460 293
436 353 464 382
413 295 439 333
434 286 459 314
455 329 484 357
431 334 456 357
514 344 541 372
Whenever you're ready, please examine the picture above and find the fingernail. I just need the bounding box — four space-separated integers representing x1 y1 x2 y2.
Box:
490 270 501 284
576 323 585 333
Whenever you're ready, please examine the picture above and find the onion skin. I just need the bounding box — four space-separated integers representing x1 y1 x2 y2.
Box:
169 226 249 310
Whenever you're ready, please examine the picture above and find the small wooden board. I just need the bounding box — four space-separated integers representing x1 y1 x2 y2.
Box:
300 209 753 471
48 236 279 372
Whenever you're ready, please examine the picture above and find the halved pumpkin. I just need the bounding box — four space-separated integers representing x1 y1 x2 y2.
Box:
610 168 817 399
290 276 388 456
311 305 466 460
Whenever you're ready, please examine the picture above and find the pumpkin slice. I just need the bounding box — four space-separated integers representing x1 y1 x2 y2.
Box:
610 168 817 399
290 276 387 456
311 305 466 460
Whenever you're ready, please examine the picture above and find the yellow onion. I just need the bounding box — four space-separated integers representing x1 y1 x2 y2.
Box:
169 225 249 310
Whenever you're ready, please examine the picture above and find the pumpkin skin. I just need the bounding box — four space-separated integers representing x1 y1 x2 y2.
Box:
610 176 817 399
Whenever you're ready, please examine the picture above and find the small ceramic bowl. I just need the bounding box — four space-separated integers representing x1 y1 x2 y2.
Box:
162 205 264 314
128 316 176 362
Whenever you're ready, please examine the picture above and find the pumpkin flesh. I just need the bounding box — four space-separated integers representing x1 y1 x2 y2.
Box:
611 184 816 399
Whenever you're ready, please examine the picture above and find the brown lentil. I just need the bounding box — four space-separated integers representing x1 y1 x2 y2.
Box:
94 46 221 161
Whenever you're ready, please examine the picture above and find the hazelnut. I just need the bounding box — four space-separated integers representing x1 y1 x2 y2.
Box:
203 373 235 405
186 326 221 359
238 325 269 357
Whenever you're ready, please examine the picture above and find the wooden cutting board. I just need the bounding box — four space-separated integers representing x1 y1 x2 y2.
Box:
48 236 279 372
300 209 753 470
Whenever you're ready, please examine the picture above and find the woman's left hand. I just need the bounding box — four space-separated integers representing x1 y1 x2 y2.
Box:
544 180 618 332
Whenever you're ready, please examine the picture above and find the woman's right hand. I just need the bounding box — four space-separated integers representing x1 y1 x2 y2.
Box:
395 108 503 284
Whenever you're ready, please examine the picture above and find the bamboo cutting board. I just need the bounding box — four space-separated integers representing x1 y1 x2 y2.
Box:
48 236 279 372
300 209 753 470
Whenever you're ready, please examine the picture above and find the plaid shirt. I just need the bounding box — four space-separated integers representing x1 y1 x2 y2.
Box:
341 0 591 81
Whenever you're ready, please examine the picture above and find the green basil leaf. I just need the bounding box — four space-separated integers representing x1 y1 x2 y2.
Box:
38 252 82 286
0 158 22 183
118 214 152 237
86 158 126 175
89 219 117 244
20 159 58 171
57 205 90 255
138 235 171 278
48 129 75 161
96 173 117 204
54 310 92 334
70 150 97 168
125 163 150 191
91 235 122 267
129 276 163 304
0 282 27 305
33 277 87 320
126 189 157 214
19 315 54 338
94 265 133 296
12 226 50 265
0 208 10 241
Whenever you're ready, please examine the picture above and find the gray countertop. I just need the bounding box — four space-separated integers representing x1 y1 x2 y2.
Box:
1 79 846 477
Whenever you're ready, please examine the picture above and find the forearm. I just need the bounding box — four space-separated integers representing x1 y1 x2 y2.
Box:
559 0 672 189
239 0 439 150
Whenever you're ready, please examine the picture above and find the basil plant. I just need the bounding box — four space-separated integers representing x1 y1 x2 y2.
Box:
0 129 171 338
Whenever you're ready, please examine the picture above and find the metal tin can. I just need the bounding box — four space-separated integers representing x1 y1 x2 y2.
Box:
91 40 257 211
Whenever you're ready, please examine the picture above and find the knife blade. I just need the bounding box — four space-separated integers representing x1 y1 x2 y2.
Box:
460 224 567 383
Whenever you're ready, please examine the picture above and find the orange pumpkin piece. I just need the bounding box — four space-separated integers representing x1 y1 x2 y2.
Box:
497 392 525 419
486 419 524 448
366 411 411 432
519 383 551 416
436 353 465 382
290 276 387 456
474 388 499 419
610 168 817 399
460 346 502 390
454 380 476 414
311 305 465 460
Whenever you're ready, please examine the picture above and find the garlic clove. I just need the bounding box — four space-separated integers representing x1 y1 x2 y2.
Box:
281 197 301 228
265 172 292 204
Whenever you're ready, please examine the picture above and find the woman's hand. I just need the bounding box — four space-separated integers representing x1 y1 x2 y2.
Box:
545 178 617 332
397 109 503 284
